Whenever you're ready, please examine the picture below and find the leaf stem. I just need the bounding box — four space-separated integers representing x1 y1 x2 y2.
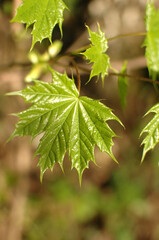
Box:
108 32 147 41
53 59 158 85
53 60 158 86
50 55 81 92
65 32 147 56
109 72 159 85
70 58 81 93
70 45 90 55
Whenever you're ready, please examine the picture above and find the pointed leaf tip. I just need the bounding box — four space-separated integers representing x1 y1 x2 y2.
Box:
140 103 159 162
8 70 121 182
82 24 110 83
11 0 68 49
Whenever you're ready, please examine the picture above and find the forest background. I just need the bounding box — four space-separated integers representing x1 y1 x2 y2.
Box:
0 0 159 240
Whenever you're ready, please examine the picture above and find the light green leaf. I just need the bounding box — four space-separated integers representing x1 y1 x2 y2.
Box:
118 61 128 109
82 24 110 83
8 70 121 182
11 0 68 49
143 1 159 75
140 103 159 162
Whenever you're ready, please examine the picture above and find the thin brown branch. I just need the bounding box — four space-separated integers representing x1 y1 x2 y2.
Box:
53 61 157 85
65 32 147 56
69 45 90 55
109 72 159 85
108 32 147 41
1 52 155 88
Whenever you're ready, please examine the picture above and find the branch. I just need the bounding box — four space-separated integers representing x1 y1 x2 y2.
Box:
108 32 147 41
109 72 159 85
66 32 147 56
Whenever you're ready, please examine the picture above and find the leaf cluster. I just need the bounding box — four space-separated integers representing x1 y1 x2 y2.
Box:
8 0 159 181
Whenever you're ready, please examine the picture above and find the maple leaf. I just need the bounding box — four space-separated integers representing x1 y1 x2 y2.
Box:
8 70 121 182
140 103 159 162
143 1 159 75
82 24 110 83
11 0 68 49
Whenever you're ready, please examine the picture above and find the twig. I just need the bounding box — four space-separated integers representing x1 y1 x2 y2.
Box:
66 32 147 56
52 60 157 85
108 32 147 41
70 58 81 92
109 72 159 85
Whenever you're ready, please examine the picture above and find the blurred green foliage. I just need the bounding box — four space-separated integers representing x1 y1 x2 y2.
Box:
0 127 159 240
1 1 12 15
13 149 158 240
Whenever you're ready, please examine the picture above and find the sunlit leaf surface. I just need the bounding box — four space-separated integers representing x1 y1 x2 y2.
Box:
143 2 159 75
12 0 68 49
141 103 159 162
8 70 121 182
82 24 110 83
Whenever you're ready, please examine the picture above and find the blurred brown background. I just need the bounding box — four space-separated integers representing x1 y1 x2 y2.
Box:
0 0 159 240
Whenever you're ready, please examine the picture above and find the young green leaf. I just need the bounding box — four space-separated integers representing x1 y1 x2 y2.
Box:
82 24 110 83
140 103 159 162
143 1 159 75
8 70 121 182
11 0 68 49
118 61 128 109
